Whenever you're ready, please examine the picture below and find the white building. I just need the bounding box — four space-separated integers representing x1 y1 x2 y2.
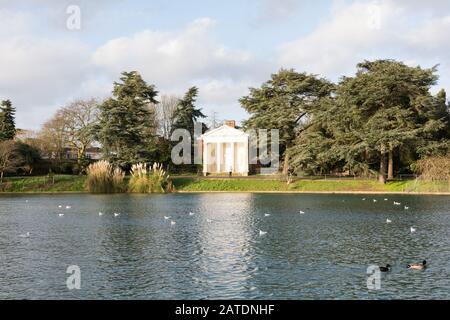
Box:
199 121 249 176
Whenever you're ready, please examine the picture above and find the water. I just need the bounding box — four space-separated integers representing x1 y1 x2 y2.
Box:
0 193 449 300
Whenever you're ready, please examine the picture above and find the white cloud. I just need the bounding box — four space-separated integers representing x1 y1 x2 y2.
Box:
92 18 256 87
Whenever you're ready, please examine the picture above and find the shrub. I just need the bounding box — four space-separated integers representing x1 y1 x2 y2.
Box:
128 162 170 193
85 160 124 193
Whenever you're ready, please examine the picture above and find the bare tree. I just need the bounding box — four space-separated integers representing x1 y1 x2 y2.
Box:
0 140 21 183
38 98 100 164
155 95 179 140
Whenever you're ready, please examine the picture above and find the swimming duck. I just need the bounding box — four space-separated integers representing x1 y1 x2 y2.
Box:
410 227 416 233
386 219 392 224
407 260 426 270
379 264 391 272
259 230 267 236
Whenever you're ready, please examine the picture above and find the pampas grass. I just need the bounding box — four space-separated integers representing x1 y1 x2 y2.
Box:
129 162 170 193
86 160 124 193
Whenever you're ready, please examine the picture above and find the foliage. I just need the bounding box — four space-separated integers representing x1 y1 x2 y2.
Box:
0 100 16 141
129 162 171 193
0 140 22 183
414 153 450 182
97 71 159 169
85 160 125 193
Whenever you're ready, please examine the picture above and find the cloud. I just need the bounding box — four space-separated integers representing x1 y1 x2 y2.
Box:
92 18 258 87
277 0 450 90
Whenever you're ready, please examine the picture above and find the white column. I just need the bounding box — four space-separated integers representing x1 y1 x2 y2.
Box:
202 141 208 175
230 142 235 174
244 139 249 176
216 142 221 173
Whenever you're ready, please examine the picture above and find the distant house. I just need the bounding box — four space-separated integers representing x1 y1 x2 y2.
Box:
64 147 102 160
199 120 249 176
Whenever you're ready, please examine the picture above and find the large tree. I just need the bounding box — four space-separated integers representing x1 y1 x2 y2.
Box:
290 60 448 183
240 69 334 173
0 100 16 141
97 71 158 169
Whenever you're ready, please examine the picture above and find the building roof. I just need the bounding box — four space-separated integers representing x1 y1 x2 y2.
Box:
200 124 248 143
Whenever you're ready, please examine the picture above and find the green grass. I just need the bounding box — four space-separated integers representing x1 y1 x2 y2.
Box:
173 177 450 193
1 175 449 193
0 175 86 192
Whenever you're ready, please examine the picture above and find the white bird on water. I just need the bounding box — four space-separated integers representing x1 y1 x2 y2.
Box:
394 201 401 206
114 213 120 217
373 199 377 203
99 212 103 216
259 230 267 236
171 220 176 226
164 216 171 220
386 219 392 224
189 212 195 216
58 205 62 208
384 198 388 201
265 214 271 217
66 206 71 209
19 232 30 238
206 219 213 223
404 206 409 210
58 213 64 217
299 210 305 215
410 227 416 233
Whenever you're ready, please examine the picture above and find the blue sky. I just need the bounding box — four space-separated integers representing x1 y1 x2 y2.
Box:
1 0 449 130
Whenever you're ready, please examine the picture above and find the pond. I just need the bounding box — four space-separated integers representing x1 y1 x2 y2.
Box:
0 193 449 299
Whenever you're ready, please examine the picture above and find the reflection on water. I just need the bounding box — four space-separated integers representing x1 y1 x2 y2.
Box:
0 193 449 299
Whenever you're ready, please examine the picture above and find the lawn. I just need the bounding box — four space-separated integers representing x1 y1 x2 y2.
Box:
1 175 448 194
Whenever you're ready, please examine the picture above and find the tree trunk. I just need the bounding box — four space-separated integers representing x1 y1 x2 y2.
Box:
388 148 394 180
282 149 290 175
379 145 387 184
0 170 3 184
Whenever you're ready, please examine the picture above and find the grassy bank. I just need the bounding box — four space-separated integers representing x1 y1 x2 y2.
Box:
1 175 449 194
172 177 450 193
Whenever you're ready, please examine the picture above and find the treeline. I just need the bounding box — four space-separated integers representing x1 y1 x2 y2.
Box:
2 59 450 183
242 59 450 183
0 71 207 179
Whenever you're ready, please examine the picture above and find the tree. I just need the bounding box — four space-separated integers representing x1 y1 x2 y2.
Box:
97 71 159 169
0 100 16 141
171 87 206 134
38 113 69 160
336 60 444 183
155 94 179 140
57 98 99 167
0 140 21 183
240 69 334 174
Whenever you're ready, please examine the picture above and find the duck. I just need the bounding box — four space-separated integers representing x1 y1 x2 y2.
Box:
19 232 30 238
362 198 366 201
384 198 388 201
386 218 392 224
65 206 71 209
264 214 271 217
373 199 377 203
98 212 103 216
189 212 195 216
114 213 120 217
206 219 213 223
379 264 391 272
259 230 267 236
407 260 426 270
164 216 171 220
171 220 176 225
299 210 305 214
58 213 64 217
404 206 409 210
410 227 416 233
394 201 401 206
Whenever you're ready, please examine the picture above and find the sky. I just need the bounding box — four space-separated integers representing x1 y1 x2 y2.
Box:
1 0 450 130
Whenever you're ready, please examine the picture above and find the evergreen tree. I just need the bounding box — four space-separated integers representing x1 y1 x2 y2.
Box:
240 69 334 173
171 86 206 134
97 71 158 169
170 87 206 168
0 100 16 141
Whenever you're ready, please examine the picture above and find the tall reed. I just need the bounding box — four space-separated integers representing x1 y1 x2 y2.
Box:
129 162 170 193
85 160 124 193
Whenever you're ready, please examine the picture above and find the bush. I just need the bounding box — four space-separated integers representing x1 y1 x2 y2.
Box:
85 160 124 193
129 162 170 193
